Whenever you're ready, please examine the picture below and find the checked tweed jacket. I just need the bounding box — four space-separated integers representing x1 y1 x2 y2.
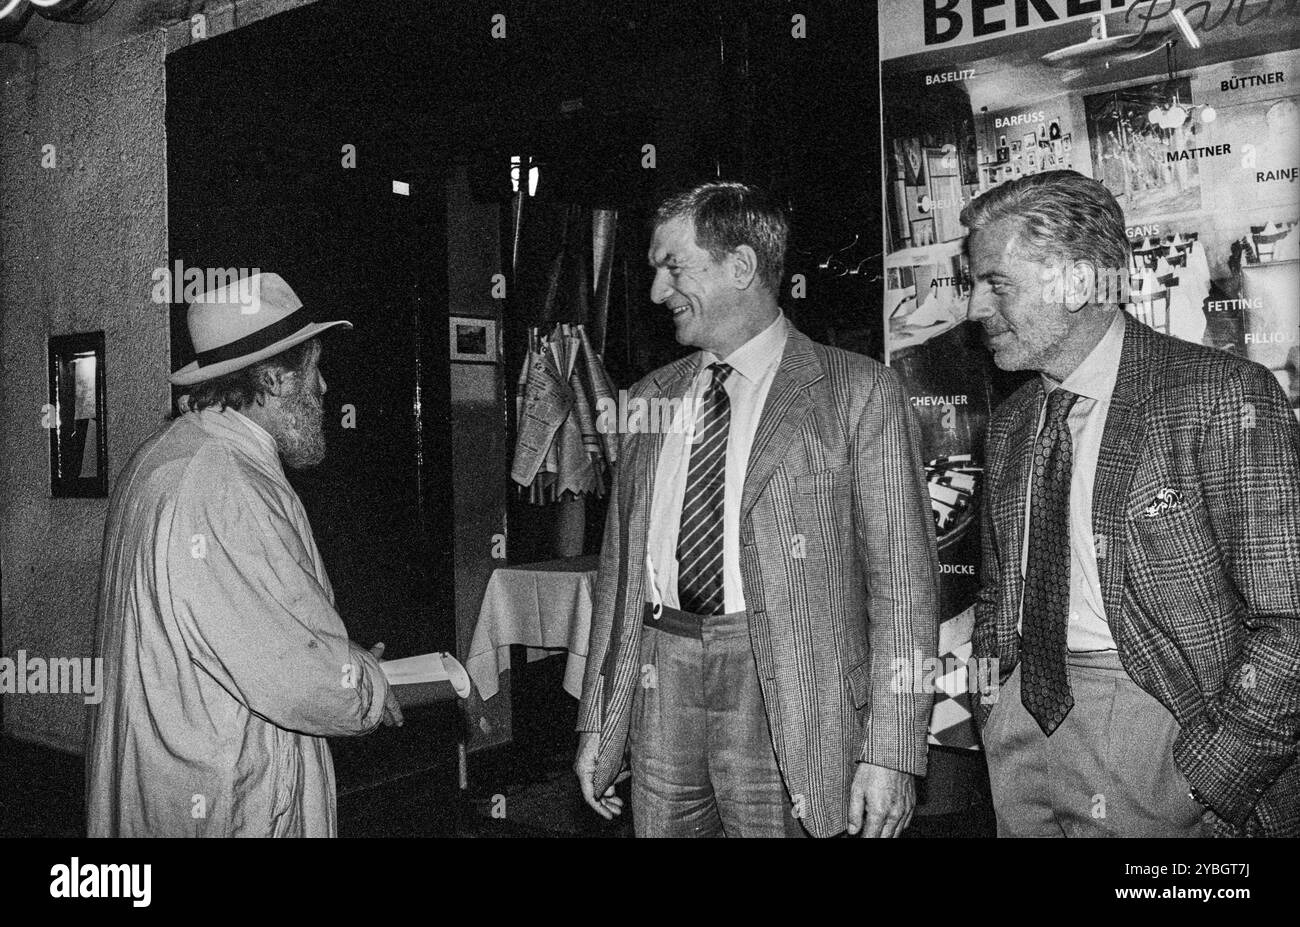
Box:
973 316 1300 836
577 325 939 838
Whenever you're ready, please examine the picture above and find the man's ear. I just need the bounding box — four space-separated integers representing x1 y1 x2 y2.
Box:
259 365 294 400
730 244 760 290
1065 260 1097 313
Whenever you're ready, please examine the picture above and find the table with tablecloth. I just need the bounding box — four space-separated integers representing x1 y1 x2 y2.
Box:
466 555 599 701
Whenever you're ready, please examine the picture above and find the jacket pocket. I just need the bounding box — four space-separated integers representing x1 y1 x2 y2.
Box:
1132 498 1214 569
844 659 872 711
796 465 850 494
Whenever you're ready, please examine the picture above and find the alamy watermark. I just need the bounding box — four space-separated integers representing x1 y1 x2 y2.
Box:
150 261 262 307
0 651 103 704
1040 263 1132 307
50 858 151 908
595 391 704 439
890 650 1000 705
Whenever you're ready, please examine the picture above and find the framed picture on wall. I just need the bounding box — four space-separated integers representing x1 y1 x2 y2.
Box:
449 316 499 364
48 331 108 498
1085 79 1203 215
900 137 928 186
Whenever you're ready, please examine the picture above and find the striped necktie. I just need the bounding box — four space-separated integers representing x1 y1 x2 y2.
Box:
677 362 733 616
1021 386 1080 735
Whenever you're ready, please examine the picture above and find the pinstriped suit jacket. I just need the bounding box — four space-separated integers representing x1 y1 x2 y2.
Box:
577 326 940 838
973 317 1300 836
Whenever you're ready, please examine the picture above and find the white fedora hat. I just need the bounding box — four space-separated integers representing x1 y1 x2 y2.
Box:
170 271 351 386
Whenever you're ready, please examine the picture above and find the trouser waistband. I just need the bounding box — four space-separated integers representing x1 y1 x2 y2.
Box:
1065 647 1126 676
643 602 747 639
1015 635 1126 675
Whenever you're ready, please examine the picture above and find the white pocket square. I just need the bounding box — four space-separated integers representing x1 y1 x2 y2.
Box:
1142 487 1185 518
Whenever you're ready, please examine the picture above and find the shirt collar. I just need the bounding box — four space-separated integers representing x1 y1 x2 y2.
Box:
1042 311 1126 403
700 312 789 384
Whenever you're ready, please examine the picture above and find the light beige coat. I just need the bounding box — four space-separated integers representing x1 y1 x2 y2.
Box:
87 409 387 837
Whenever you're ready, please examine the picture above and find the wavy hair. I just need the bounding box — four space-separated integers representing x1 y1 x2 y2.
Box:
654 182 789 294
960 170 1130 304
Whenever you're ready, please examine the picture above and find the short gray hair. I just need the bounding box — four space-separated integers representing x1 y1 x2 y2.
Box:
654 182 788 294
960 170 1130 304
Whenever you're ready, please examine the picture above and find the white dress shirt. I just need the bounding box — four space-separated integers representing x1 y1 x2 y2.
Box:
1019 310 1127 652
646 313 790 613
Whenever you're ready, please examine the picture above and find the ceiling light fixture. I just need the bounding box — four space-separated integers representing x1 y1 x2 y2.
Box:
1146 38 1214 129
1170 9 1201 50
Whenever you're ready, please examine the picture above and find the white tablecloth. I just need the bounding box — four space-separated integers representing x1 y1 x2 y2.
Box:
466 555 599 701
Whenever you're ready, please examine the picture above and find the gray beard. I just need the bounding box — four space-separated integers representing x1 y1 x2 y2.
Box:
273 383 327 469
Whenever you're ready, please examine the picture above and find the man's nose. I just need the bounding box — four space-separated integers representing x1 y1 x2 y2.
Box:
967 293 992 322
649 270 673 305
319 374 328 396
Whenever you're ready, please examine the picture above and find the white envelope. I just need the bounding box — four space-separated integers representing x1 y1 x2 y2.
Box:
380 652 471 699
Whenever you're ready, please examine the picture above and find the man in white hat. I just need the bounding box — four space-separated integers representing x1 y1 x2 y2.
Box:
86 271 401 837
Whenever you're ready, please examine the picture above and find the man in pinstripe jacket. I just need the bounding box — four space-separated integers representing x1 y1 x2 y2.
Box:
573 182 939 837
968 171 1300 837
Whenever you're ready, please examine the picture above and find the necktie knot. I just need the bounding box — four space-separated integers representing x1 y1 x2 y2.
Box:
710 362 733 386
1045 387 1078 427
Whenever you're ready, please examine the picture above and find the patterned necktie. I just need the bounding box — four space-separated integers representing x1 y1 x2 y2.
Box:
677 362 733 616
1021 386 1080 735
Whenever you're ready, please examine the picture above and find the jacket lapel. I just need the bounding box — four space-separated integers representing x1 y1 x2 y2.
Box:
639 353 699 487
1092 317 1158 626
601 354 697 751
741 329 825 523
621 355 699 584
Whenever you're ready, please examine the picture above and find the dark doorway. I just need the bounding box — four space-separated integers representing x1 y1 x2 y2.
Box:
165 2 459 811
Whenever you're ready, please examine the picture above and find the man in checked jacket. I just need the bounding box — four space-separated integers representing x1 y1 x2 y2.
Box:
968 170 1300 837
573 182 939 837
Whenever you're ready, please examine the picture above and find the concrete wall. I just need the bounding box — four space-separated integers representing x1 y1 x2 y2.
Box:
0 0 340 752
